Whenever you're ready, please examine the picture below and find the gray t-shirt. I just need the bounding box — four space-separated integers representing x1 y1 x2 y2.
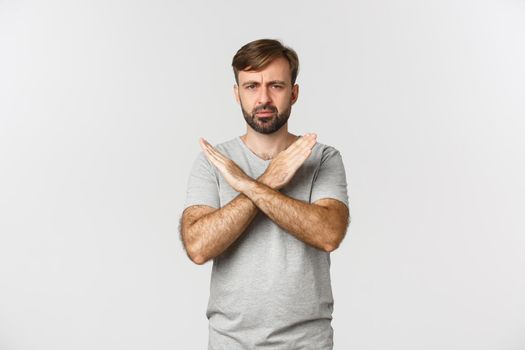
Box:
183 136 349 350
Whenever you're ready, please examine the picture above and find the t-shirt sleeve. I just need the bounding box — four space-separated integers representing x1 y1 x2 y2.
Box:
310 146 349 207
183 151 220 210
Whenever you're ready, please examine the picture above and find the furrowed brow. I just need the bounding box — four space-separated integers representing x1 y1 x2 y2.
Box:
241 81 260 87
241 80 288 87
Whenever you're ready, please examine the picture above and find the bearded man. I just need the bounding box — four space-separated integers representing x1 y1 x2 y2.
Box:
180 38 351 350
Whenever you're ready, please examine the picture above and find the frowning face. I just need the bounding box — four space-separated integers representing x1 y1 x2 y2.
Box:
234 57 299 134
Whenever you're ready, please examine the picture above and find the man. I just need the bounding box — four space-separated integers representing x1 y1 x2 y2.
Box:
180 38 350 349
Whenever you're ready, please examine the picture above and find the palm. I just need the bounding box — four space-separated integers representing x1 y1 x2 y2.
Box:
261 133 317 189
199 138 251 192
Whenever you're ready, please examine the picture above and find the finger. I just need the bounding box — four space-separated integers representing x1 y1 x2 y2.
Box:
288 148 312 173
200 138 224 168
202 140 231 165
294 133 316 150
200 138 219 156
200 137 215 151
284 133 311 155
199 137 207 151
306 134 317 149
287 133 316 158
200 138 222 160
287 135 316 167
301 133 317 151
295 146 313 164
201 139 240 173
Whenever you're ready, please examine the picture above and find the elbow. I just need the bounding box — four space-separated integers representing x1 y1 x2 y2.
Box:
322 230 345 253
184 240 210 265
181 226 210 265
322 241 339 253
190 254 208 265
320 208 350 253
187 246 209 265
321 236 340 253
324 214 350 253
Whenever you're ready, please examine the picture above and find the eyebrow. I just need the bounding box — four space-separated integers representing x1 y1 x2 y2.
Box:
241 80 288 87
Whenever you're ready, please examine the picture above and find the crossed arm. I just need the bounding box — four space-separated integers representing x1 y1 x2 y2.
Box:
180 134 350 265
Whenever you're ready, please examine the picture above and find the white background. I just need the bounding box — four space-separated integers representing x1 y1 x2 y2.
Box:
1 0 524 349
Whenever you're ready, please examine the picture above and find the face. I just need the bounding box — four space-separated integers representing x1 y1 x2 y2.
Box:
234 57 299 134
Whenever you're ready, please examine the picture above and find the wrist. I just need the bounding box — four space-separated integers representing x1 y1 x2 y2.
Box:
259 172 282 190
257 173 271 187
238 177 258 194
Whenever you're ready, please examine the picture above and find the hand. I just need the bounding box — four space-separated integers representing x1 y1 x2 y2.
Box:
260 133 317 190
199 138 253 193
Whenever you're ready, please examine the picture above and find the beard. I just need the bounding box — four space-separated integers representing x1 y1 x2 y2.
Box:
240 102 292 135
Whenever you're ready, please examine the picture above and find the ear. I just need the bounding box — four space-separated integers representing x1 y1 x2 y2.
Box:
233 84 240 104
291 84 299 105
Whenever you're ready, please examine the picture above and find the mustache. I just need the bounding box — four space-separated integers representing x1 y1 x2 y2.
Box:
253 105 278 114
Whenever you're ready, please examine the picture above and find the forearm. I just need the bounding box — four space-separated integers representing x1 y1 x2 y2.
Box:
185 193 259 264
241 180 343 252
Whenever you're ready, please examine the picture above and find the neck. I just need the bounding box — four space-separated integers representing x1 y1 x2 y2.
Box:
240 125 298 160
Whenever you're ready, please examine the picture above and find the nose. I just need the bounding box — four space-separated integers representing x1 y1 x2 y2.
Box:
257 86 271 105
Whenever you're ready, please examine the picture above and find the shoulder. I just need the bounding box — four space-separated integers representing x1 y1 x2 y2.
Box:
311 141 344 164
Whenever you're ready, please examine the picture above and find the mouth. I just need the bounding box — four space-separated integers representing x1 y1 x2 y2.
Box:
255 111 275 117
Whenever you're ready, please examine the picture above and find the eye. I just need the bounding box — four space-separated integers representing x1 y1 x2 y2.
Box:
271 84 284 89
245 84 256 90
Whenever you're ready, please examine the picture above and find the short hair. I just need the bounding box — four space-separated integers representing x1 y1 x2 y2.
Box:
231 39 299 85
